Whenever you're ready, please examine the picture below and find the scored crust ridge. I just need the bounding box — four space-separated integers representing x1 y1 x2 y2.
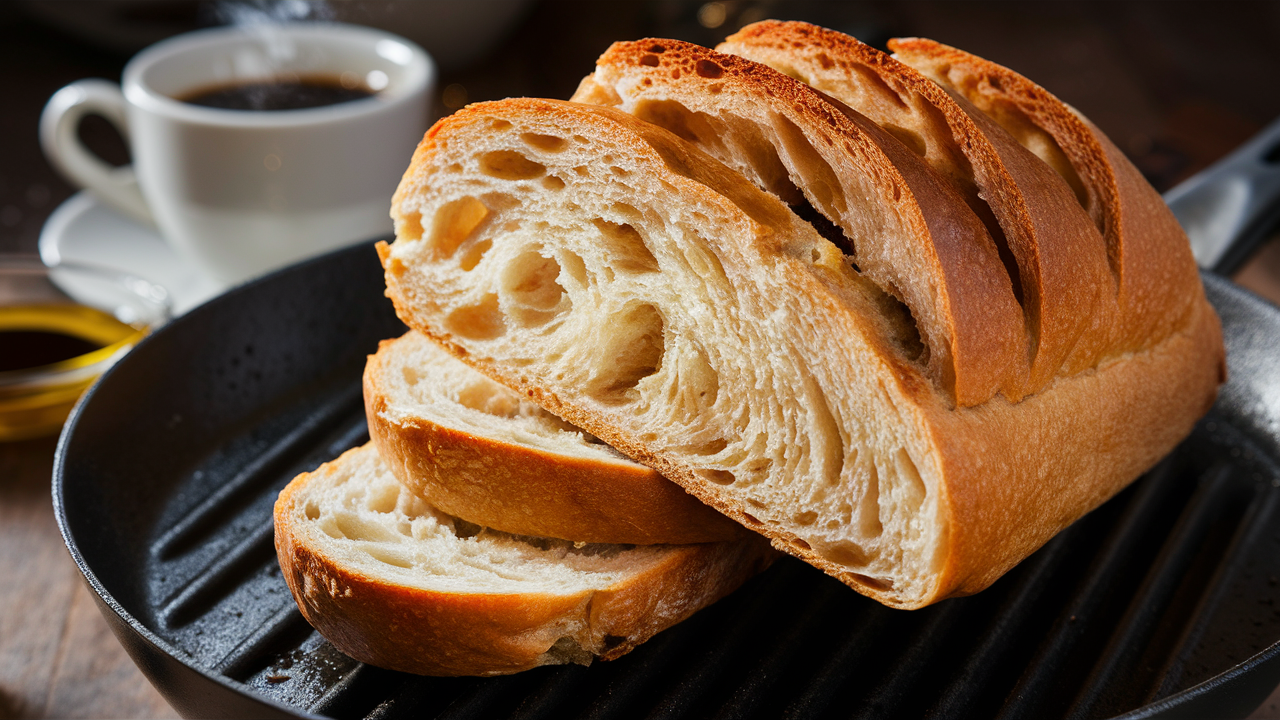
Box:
571 38 1025 407
719 21 1124 396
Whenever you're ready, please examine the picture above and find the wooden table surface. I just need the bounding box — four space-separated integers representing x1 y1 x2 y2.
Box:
3 2 1280 718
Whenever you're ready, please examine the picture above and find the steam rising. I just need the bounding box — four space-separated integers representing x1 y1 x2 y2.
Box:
213 0 336 67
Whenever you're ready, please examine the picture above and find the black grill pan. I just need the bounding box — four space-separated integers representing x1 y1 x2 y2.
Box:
53 240 1280 719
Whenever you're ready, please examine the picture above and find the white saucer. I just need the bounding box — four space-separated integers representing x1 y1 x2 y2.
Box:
39 191 226 316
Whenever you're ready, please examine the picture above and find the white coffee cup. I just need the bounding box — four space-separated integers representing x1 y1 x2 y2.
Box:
40 23 433 286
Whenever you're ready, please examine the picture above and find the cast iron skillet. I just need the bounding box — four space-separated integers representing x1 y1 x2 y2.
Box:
53 240 1280 719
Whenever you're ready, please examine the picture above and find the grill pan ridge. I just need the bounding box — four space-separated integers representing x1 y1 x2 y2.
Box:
53 241 1280 719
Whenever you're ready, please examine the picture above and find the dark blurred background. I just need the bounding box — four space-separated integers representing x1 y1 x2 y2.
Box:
3 0 1280 262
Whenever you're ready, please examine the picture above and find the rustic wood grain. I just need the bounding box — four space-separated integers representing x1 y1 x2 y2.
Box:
0 437 175 720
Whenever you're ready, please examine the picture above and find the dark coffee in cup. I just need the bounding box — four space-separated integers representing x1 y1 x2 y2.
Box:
178 75 374 111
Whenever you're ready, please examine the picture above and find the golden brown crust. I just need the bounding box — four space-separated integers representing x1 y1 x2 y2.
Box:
576 39 1025 407
720 21 1121 396
381 94 1224 609
274 448 778 676
886 37 1205 359
364 336 745 544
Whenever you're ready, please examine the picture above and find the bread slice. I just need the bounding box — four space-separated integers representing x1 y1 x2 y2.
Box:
364 330 743 544
885 37 1203 359
274 443 777 676
570 39 1025 406
381 96 1223 608
718 21 1120 396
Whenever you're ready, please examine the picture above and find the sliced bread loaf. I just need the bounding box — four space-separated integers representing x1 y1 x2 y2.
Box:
365 330 743 544
274 443 778 676
381 96 1223 608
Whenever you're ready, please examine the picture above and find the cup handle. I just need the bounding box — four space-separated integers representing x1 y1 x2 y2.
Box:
40 79 154 226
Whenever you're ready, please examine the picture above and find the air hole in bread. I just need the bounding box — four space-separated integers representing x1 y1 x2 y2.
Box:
521 132 568 153
574 166 589 177
398 211 424 241
593 219 660 274
741 511 761 525
691 438 728 455
364 546 413 569
671 69 681 80
587 302 665 402
488 118 512 131
859 461 885 538
815 52 834 70
401 365 421 386
334 513 397 543
700 468 736 485
542 176 566 191
852 65 909 111
480 150 546 181
446 163 462 174
825 541 870 567
304 502 320 520
873 289 926 364
368 483 399 514
882 123 928 157
446 293 505 340
559 250 589 287
895 448 927 515
429 196 489 260
790 200 854 260
792 538 812 551
501 249 568 327
633 99 704 144
794 510 818 526
846 572 891 591
640 54 660 67
456 378 520 417
695 59 724 79
707 83 723 94
459 238 493 272
647 43 665 54
610 166 630 177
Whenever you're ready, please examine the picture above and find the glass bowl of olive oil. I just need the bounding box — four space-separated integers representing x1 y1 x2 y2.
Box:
1 257 170 441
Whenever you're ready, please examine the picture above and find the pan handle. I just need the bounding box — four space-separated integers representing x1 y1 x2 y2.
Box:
1164 115 1280 275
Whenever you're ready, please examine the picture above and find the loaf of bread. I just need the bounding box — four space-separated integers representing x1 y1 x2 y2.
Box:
382 69 1222 608
365 330 743 544
274 443 777 676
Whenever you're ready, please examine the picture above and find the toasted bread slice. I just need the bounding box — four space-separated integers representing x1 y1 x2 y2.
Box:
365 330 743 544
274 443 777 676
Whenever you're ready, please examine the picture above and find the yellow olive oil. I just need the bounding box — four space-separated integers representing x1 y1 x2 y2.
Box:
0 304 144 441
